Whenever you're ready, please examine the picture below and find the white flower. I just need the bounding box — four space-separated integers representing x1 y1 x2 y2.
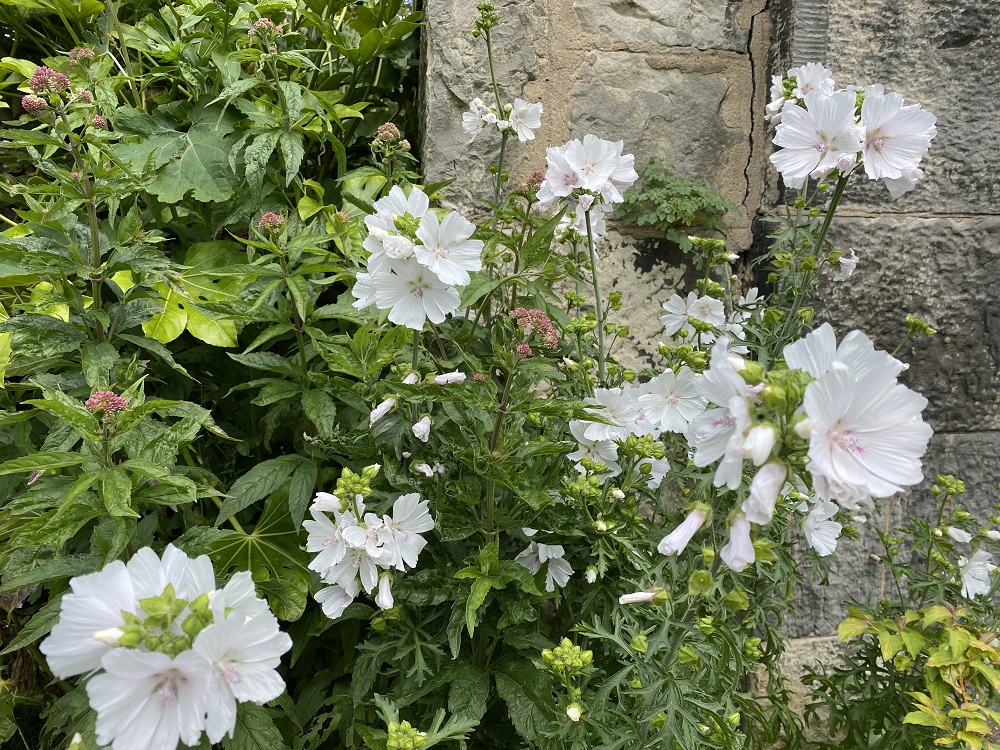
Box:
509 98 543 142
742 462 787 526
413 462 434 477
304 508 350 577
804 365 932 502
720 513 755 573
342 512 389 559
39 561 138 679
740 425 778 466
536 145 580 210
315 580 360 620
380 492 434 571
860 87 936 195
462 97 491 140
883 167 926 199
514 542 573 592
788 62 835 99
567 420 621 476
766 74 787 123
538 134 637 209
369 397 396 425
87 649 211 750
311 491 344 513
619 591 657 605
783 323 904 381
375 573 394 610
125 544 216 602
373 259 461 331
193 613 291 743
583 387 639 442
433 370 467 385
566 704 582 722
658 507 708 556
638 456 671 489
661 291 724 342
833 248 859 281
958 550 996 599
770 92 862 190
987 530 1000 541
585 567 597 584
803 499 843 556
352 271 376 309
414 210 483 286
402 372 419 385
412 415 431 442
948 527 973 544
210 571 270 622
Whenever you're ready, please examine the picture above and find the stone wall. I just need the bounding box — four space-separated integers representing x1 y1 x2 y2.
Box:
421 0 1000 723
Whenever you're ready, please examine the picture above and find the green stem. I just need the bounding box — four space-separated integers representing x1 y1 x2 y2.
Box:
211 496 246 534
585 209 605 386
493 132 508 213
484 28 504 114
106 0 143 111
484 369 516 537
410 329 421 423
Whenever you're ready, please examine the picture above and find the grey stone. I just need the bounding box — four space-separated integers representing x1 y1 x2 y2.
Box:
571 0 748 51
785 431 1000 638
818 215 1000 433
814 0 1000 215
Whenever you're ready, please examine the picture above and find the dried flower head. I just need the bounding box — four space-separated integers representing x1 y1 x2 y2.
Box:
90 115 106 130
258 212 285 231
21 95 47 115
85 391 128 423
75 88 92 103
28 66 70 94
398 139 411 152
376 122 401 144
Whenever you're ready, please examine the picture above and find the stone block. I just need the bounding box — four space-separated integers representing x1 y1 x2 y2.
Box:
785 431 1000 638
818 215 1000 433
814 0 1000 214
571 0 748 51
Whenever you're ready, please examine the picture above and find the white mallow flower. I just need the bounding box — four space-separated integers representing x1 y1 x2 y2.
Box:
803 365 932 502
661 291 725 341
720 513 755 573
315 579 361 620
740 424 778 466
87 649 211 750
987 530 1000 541
583 387 639 442
375 573 394 610
352 272 376 310
380 493 434 571
538 134 637 210
39 561 138 679
658 507 708 556
619 590 659 605
883 167 926 199
209 571 270 622
567 420 621 476
414 210 484 286
370 397 396 425
958 550 996 599
304 508 350 576
365 186 430 256
125 544 216 602
742 462 787 526
860 87 936 196
948 527 973 544
638 456 671 490
536 145 580 210
373 259 461 331
462 97 491 140
433 370 467 385
342 512 390 559
412 415 431 442
515 542 573 592
509 98 543 142
803 499 843 556
765 74 787 123
783 323 904 381
193 613 292 743
788 62 835 99
769 91 862 190
833 248 859 281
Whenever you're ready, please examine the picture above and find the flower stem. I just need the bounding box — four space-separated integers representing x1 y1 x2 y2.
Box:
493 132 508 212
585 209 605 386
411 329 421 422
484 369 515 537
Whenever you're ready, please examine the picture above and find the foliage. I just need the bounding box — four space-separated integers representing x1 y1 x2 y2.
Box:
613 157 735 253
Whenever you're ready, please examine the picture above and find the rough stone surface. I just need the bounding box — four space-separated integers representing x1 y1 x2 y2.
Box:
811 0 1000 215
757 635 841 719
785 431 1000 638
572 0 749 51
819 216 1000 433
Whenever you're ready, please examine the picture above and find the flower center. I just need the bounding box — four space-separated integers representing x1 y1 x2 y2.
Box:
830 428 867 456
411 285 424 299
668 395 680 405
814 142 830 154
221 665 243 684
154 673 180 709
711 412 736 430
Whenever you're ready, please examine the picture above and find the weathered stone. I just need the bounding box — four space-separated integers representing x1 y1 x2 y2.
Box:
818 215 1000 433
571 0 748 51
809 0 1000 215
785 431 1000 638
757 635 841 720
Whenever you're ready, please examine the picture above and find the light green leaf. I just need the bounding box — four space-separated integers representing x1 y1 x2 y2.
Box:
100 467 136 518
465 577 491 636
0 452 85 476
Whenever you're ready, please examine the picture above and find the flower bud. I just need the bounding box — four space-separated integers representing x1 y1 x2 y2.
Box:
585 565 597 584
92 627 124 647
566 703 582 722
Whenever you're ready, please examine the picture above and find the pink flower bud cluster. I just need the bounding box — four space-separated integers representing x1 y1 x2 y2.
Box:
510 307 558 349
21 95 47 115
85 391 128 422
91 115 107 130
76 88 92 103
375 122 401 144
258 212 285 231
28 66 70 94
68 47 95 66
248 18 282 37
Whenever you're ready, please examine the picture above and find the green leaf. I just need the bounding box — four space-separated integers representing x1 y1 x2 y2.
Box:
222 703 289 750
465 577 491 636
0 452 85 476
244 130 281 193
24 398 101 439
301 390 336 440
100 467 137 518
279 132 305 186
1 554 103 594
903 710 944 728
80 341 118 389
1 594 63 655
494 660 552 742
287 459 318 530
448 664 490 724
216 455 304 523
115 104 239 203
117 334 193 379
0 314 86 358
837 617 875 641
181 493 310 621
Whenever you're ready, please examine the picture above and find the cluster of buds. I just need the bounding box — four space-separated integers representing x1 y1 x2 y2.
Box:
541 638 594 675
510 307 558 359
28 66 69 94
21 95 47 115
248 17 282 38
85 391 128 424
258 212 286 232
91 114 107 130
371 122 412 160
472 1 499 36
386 720 427 750
68 47 96 67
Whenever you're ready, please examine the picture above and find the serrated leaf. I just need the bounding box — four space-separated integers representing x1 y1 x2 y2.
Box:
837 617 875 641
100 467 137 518
288 459 317 529
222 703 289 750
301 390 336 440
465 577 491 636
216 455 304 522
448 664 489 724
244 130 281 193
494 660 552 742
1 554 103 594
279 132 304 186
0 452 85 476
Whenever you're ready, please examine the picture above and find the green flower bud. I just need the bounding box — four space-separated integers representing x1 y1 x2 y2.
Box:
630 634 648 654
688 570 714 596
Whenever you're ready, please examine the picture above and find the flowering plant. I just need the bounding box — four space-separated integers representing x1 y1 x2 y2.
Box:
0 4 993 750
